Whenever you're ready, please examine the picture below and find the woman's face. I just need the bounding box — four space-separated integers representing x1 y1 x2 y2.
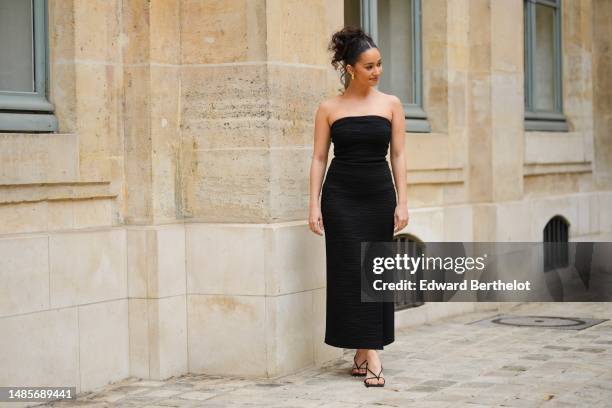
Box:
349 47 382 86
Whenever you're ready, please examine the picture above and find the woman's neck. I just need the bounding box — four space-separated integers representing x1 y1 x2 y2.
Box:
342 84 375 99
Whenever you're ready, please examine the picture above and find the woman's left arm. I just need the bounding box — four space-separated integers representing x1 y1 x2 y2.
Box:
389 95 409 232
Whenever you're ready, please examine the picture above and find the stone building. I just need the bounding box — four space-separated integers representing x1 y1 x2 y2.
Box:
1 0 611 396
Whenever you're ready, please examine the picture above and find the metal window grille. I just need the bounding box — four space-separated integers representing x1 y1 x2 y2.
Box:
393 234 425 310
543 215 569 271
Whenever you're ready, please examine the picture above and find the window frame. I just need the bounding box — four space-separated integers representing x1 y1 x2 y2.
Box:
0 0 57 132
524 0 568 132
360 0 430 133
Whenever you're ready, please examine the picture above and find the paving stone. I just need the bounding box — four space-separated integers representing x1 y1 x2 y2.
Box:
573 347 607 353
500 365 530 372
407 385 442 393
419 380 457 388
142 389 184 399
500 395 546 408
421 387 479 402
129 380 168 387
460 390 511 406
35 303 612 408
391 401 449 408
519 353 553 361
453 381 497 388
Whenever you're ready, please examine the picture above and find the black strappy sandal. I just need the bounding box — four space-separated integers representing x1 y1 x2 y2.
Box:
351 356 367 376
363 364 385 387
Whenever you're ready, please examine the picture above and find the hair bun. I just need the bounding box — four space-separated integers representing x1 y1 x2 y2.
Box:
328 26 377 89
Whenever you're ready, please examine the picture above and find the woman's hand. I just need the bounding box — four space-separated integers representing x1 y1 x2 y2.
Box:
309 206 325 235
394 204 409 233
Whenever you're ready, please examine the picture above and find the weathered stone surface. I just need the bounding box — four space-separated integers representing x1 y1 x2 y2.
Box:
3 0 609 228
33 303 612 407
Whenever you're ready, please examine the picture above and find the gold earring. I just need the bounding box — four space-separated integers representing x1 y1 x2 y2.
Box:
350 71 355 80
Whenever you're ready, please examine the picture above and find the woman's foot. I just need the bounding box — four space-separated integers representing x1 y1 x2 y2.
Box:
351 350 368 376
364 350 385 387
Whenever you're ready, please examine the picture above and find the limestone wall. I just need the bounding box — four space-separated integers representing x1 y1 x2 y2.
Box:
524 0 596 197
592 0 612 190
1 0 121 237
1 0 609 232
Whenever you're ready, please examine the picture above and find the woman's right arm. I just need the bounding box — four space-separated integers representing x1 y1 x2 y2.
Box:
308 103 332 235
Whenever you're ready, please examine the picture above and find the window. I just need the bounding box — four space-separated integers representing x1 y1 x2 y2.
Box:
0 0 57 132
345 0 430 132
524 0 568 131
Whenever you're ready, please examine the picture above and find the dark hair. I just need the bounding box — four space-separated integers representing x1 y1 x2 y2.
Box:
328 26 378 89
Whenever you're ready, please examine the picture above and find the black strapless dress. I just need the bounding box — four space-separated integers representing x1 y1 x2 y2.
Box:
321 115 397 350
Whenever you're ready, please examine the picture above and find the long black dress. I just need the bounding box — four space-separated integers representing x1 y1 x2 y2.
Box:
321 114 396 350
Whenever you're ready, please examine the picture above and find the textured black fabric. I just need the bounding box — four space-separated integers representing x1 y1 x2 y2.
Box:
321 115 396 350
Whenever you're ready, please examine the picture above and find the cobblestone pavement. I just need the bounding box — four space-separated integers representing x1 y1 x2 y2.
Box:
39 302 612 407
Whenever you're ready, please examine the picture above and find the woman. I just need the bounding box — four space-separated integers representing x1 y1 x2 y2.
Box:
308 26 409 388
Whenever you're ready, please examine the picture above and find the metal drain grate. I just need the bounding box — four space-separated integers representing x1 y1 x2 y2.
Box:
469 314 609 330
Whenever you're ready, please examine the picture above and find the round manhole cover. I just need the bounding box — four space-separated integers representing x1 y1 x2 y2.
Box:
491 315 587 328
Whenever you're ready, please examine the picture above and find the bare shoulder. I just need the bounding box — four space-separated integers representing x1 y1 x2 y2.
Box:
319 96 341 112
319 97 336 113
377 91 401 108
373 91 401 123
317 96 341 124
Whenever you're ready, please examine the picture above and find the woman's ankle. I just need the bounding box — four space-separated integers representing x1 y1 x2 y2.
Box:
366 350 381 364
